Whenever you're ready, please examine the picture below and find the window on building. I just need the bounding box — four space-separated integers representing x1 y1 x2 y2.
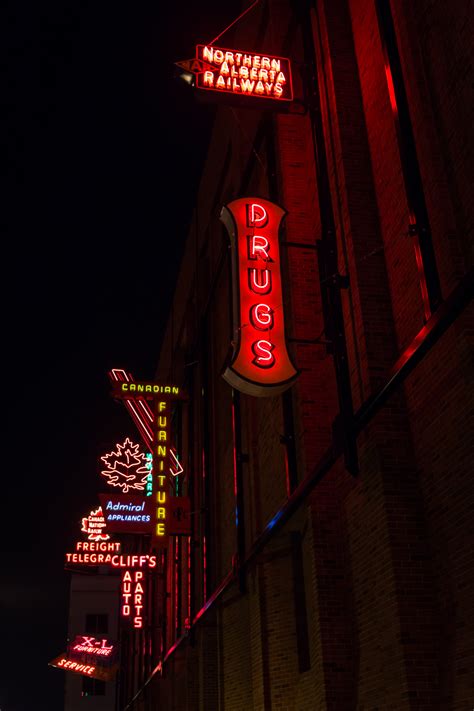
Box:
82 677 106 696
85 613 108 634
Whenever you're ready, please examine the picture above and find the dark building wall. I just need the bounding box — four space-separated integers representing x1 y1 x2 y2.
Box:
65 573 120 711
134 1 472 709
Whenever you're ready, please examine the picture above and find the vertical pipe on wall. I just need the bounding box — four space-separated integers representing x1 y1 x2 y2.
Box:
296 0 359 475
265 115 300 494
200 317 211 601
231 387 247 592
375 0 442 319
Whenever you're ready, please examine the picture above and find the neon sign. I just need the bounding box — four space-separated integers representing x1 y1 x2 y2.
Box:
54 658 95 675
49 653 117 681
65 545 156 568
111 381 182 398
220 198 299 396
69 636 115 658
100 438 150 493
98 493 153 534
108 371 185 479
81 506 109 541
145 452 153 495
195 45 293 102
121 569 146 629
110 554 157 568
109 369 155 446
64 540 121 567
108 372 187 544
153 400 169 545
170 448 183 478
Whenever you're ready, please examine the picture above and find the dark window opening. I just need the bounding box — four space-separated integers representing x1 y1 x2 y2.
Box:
82 677 106 696
85 613 108 634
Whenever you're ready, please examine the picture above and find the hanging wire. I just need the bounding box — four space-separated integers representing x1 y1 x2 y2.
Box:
207 0 261 46
230 107 267 175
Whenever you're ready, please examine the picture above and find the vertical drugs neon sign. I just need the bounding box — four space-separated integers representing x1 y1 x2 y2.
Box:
220 197 299 396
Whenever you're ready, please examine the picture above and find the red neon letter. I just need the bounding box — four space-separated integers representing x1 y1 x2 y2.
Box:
252 340 275 368
247 235 272 262
250 303 274 331
246 203 268 228
248 268 272 295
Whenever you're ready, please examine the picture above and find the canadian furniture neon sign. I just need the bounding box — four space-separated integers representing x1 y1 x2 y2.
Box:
108 373 187 544
111 380 182 398
221 197 299 396
195 45 293 102
153 399 169 545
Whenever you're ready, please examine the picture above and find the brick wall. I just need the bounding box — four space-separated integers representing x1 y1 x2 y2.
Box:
141 0 473 709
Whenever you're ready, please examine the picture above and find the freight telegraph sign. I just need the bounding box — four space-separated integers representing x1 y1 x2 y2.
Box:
221 197 299 396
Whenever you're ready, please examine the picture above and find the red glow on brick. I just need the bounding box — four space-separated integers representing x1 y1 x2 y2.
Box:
174 537 179 634
202 535 207 602
231 401 238 499
413 238 432 321
187 536 192 618
384 62 398 116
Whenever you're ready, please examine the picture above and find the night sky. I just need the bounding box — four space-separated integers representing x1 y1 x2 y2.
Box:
2 1 240 708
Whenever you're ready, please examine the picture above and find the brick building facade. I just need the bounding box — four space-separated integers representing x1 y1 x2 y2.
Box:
121 0 473 708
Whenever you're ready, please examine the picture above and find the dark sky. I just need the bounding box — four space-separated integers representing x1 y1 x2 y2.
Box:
1 1 240 709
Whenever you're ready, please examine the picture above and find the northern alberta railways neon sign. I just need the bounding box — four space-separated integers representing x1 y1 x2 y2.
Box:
196 45 293 102
221 198 299 396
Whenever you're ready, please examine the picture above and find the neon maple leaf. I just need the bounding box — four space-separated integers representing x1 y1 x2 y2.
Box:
81 506 109 541
100 438 149 493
